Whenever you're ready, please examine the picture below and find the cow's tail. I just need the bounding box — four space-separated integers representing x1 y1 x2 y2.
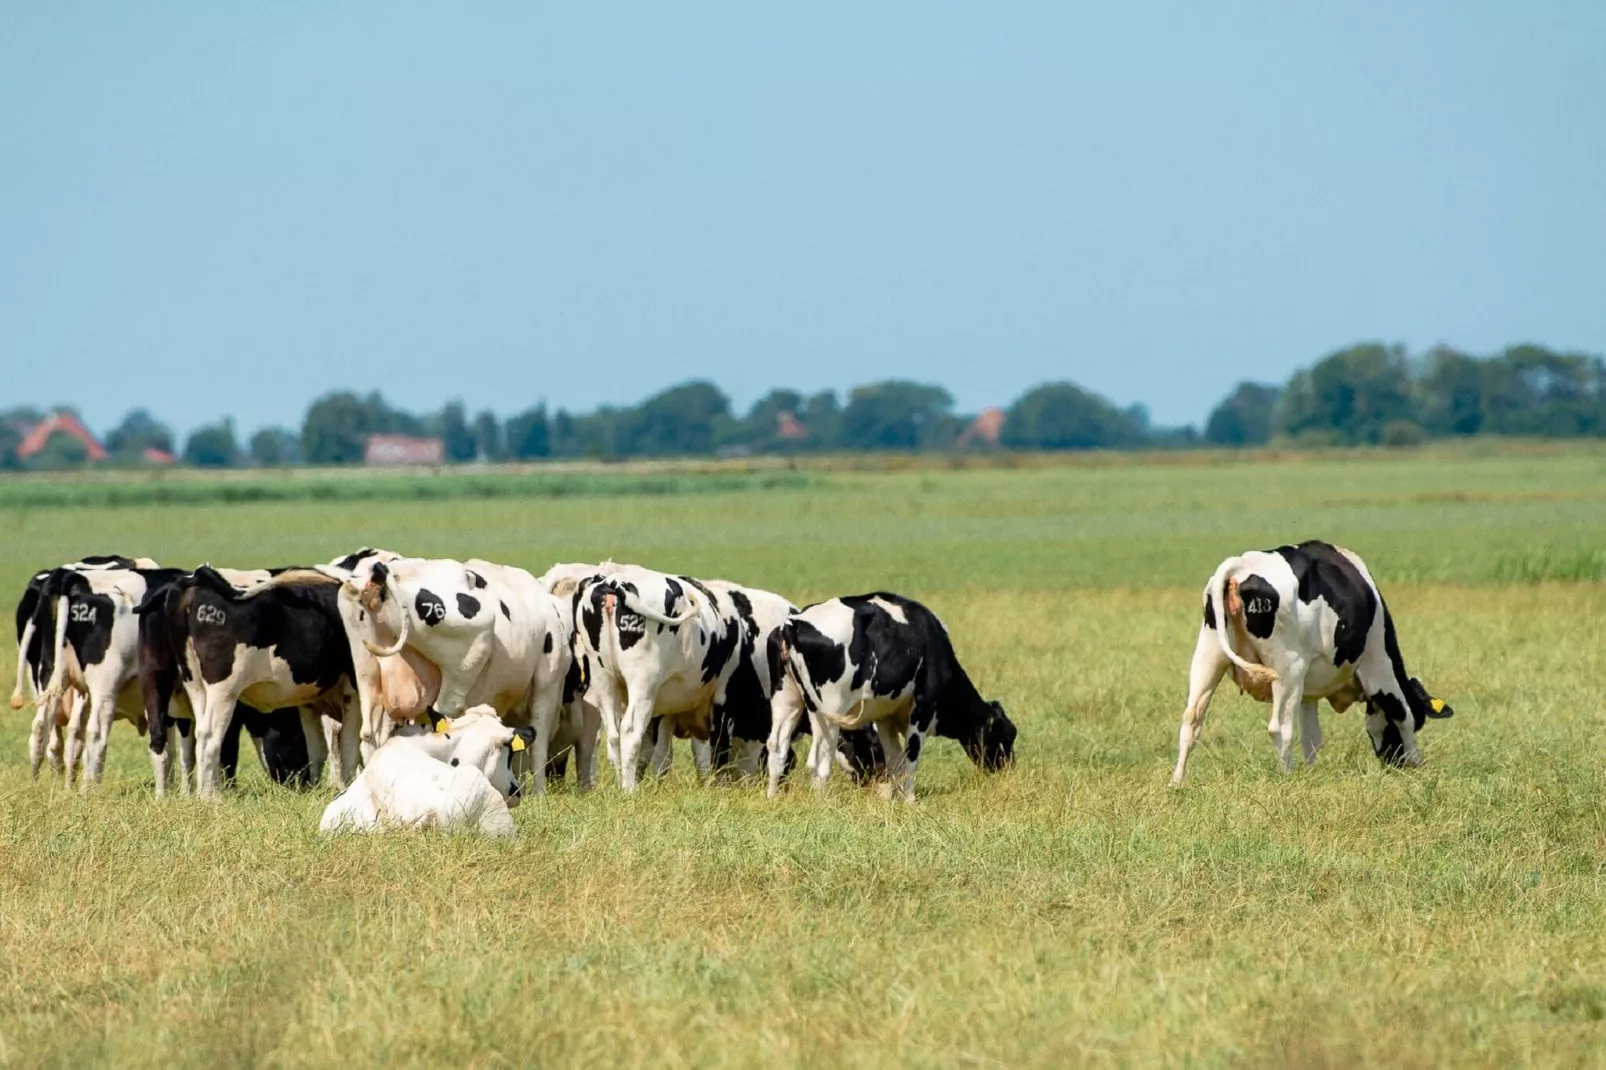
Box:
1208 558 1277 701
231 567 341 598
358 569 412 657
611 581 699 627
38 595 72 708
9 615 37 709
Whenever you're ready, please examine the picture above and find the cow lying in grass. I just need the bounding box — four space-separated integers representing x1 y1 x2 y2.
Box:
767 592 1016 800
319 707 534 839
1170 540 1455 785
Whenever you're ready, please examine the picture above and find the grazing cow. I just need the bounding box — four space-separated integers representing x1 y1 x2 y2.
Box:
157 565 359 799
1170 540 1455 786
573 566 750 792
138 571 315 795
703 579 801 778
32 564 188 788
341 555 571 794
319 707 535 838
766 593 1017 800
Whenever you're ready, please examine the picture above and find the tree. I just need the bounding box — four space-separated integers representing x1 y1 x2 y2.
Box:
184 419 241 467
1276 343 1415 445
471 410 505 462
249 427 300 466
438 401 476 463
104 408 175 460
799 391 841 449
839 381 955 450
505 405 550 459
0 407 42 470
25 430 89 470
624 381 731 456
1205 383 1281 446
302 391 423 464
1417 347 1484 436
1000 382 1145 450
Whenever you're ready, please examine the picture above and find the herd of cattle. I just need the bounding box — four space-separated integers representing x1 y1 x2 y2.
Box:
7 539 1453 835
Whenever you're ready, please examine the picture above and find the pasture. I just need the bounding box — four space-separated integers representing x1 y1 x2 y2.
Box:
2 448 1605 1067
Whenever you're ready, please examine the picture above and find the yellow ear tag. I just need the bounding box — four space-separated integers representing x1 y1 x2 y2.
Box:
434 718 451 734
510 736 527 753
1430 698 1446 713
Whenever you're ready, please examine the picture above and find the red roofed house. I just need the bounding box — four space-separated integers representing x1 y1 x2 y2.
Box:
957 407 1004 449
365 434 444 466
16 412 108 462
776 411 808 441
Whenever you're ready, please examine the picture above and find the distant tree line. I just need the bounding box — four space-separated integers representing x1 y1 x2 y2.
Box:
1 342 1601 470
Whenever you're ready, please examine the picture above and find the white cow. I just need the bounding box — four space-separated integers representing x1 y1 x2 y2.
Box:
319 707 534 838
342 555 570 794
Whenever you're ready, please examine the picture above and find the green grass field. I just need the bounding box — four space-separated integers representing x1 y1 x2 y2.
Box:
3 448 1605 1067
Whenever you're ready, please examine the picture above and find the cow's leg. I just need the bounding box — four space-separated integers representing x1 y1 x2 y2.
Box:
1268 668 1305 774
872 719 905 799
151 720 173 797
618 687 662 794
1170 624 1231 787
526 685 563 798
807 711 839 791
574 701 601 792
647 717 672 779
899 693 939 803
765 681 806 798
337 704 362 787
1299 699 1323 766
175 717 197 796
192 688 241 800
689 736 713 780
79 688 123 790
734 738 765 778
47 697 75 776
299 708 331 788
28 704 55 781
62 689 94 789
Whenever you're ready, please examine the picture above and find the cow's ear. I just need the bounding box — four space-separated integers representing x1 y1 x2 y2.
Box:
424 707 445 731
1427 697 1453 719
510 726 536 752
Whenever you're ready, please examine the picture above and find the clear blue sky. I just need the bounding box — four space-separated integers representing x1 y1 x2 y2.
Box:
3 3 1603 439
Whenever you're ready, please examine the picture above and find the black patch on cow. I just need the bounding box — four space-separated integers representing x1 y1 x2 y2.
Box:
581 586 606 653
500 601 511 620
618 618 644 650
905 734 922 763
841 595 922 698
415 588 447 627
456 593 481 619
789 618 847 688
562 652 585 705
1274 541 1376 667
450 758 460 767
664 577 684 619
1236 575 1279 639
543 632 554 654
700 619 739 684
1202 593 1216 630
468 571 487 589
331 548 380 573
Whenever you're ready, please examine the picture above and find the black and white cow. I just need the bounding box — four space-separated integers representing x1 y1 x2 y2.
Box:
11 556 157 777
155 565 359 799
766 592 1016 800
138 573 314 795
572 566 745 792
32 564 188 788
340 555 573 794
1170 540 1455 786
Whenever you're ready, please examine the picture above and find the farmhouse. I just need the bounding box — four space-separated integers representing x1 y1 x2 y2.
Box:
364 434 444 466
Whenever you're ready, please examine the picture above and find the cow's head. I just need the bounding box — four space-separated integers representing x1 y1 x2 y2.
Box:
1365 679 1452 766
960 700 1016 772
430 706 537 806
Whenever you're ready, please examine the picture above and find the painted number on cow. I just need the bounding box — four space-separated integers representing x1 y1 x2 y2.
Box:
69 603 97 624
196 604 228 626
1245 597 1275 615
415 590 448 625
